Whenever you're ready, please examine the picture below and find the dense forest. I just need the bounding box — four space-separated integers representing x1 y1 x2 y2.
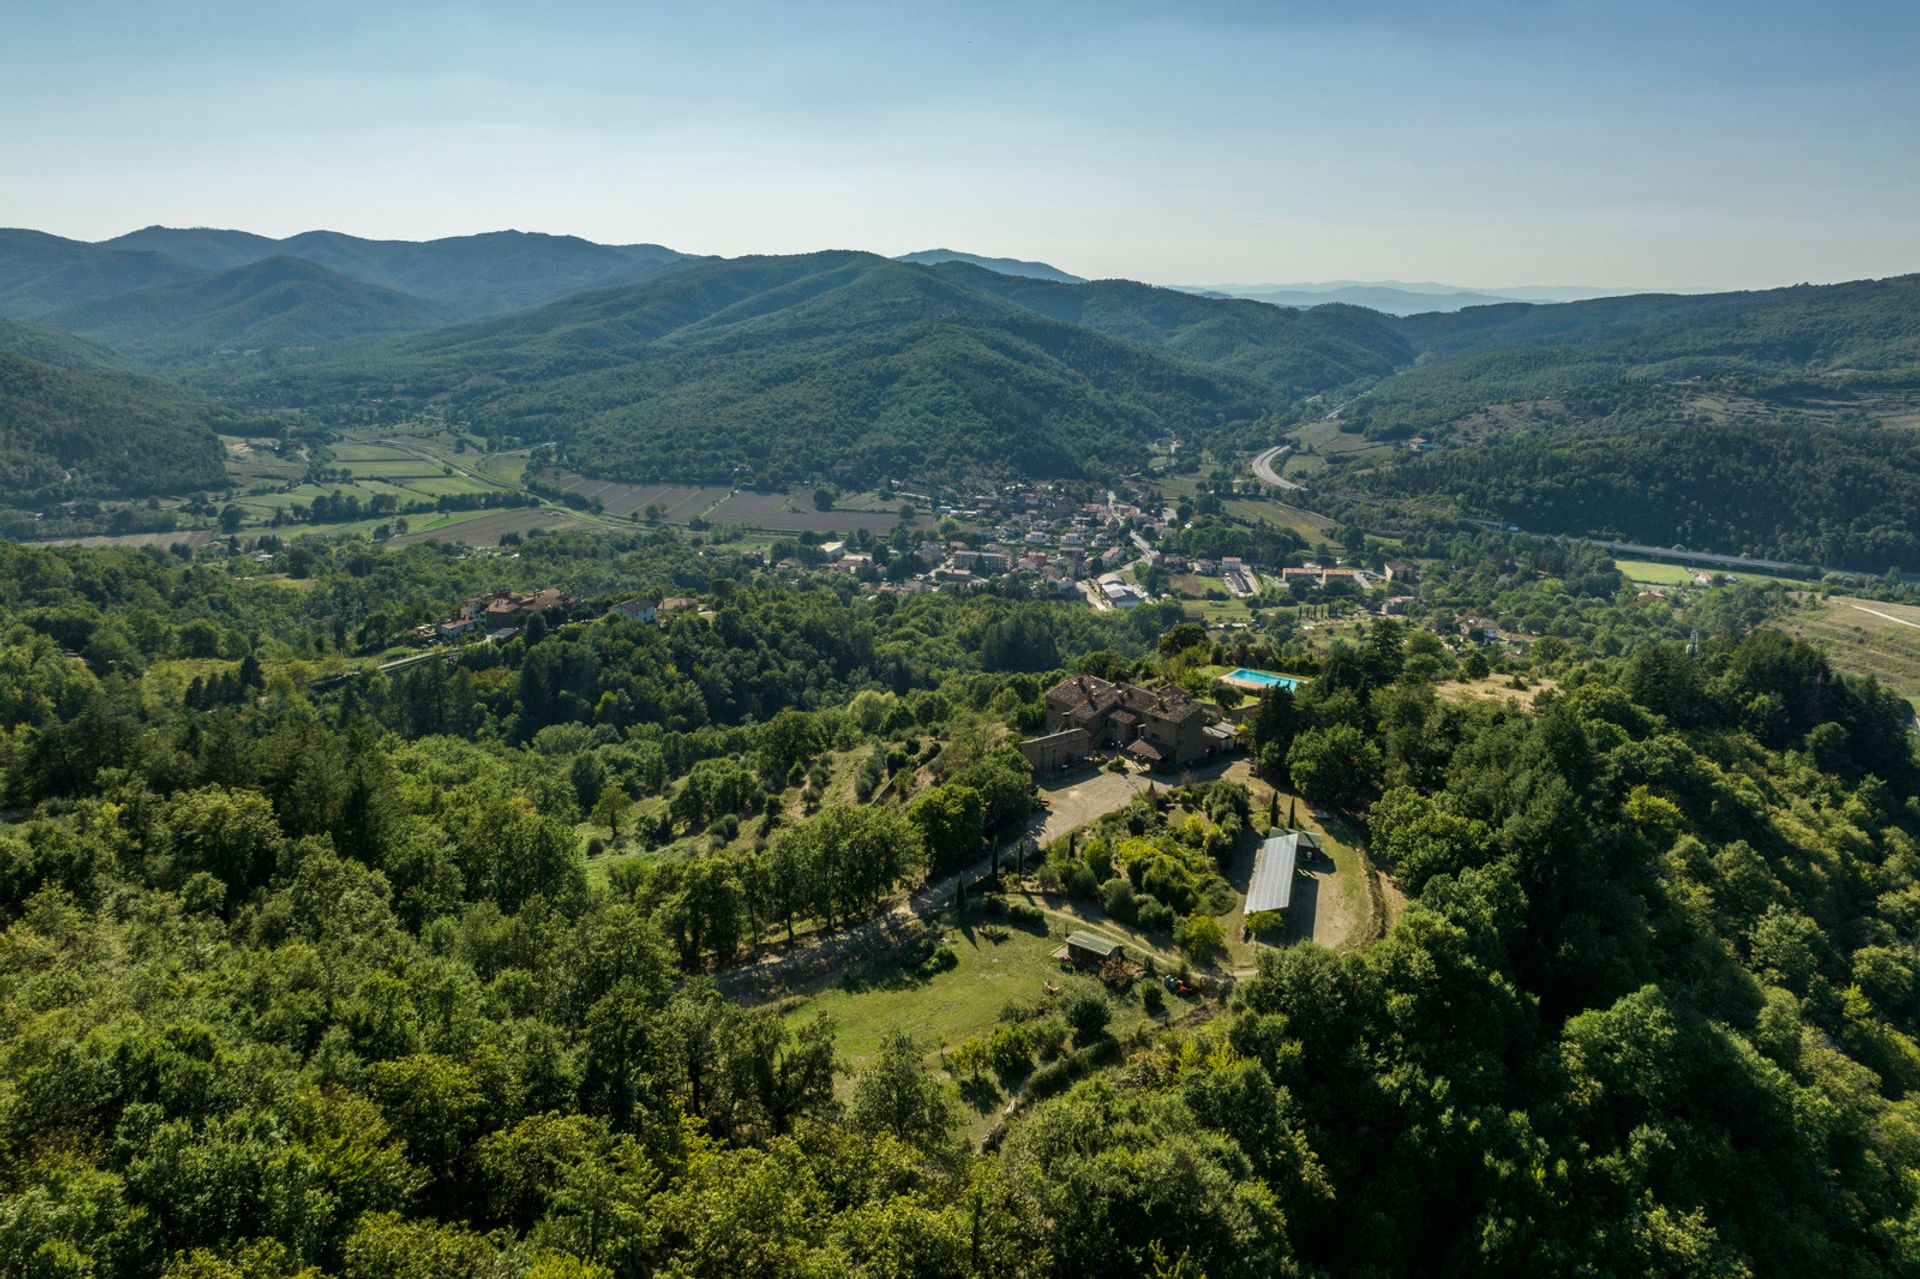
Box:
1330 411 1920 572
0 525 1916 1277
0 351 244 502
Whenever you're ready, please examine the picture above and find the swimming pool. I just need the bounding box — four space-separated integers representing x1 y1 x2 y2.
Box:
1225 669 1301 690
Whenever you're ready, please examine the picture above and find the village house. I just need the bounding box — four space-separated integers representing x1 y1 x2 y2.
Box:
609 597 659 623
1384 560 1419 584
460 588 574 631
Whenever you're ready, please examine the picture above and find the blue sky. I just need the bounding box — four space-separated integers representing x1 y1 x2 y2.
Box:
5 0 1917 289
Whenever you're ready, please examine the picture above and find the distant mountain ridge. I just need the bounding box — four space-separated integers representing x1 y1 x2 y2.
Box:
0 227 704 357
43 256 456 358
100 226 698 319
1184 279 1685 316
895 249 1085 284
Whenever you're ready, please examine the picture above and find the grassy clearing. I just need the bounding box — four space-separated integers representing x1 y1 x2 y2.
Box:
784 910 1171 1134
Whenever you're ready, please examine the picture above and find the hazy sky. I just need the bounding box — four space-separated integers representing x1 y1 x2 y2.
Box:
6 0 1917 289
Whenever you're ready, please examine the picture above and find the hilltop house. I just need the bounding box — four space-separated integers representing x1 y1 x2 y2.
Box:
462 588 573 629
1032 675 1233 769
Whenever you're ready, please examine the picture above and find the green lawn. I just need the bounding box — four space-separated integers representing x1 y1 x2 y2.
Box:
784 910 1176 1133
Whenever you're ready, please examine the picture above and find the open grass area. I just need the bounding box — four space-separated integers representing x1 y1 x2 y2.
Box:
1774 595 1920 714
1613 557 1804 587
330 442 418 462
783 909 1174 1135
341 460 451 479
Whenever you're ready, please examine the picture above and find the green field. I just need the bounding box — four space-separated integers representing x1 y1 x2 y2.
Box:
329 442 418 462
341 460 450 479
1613 557 1801 586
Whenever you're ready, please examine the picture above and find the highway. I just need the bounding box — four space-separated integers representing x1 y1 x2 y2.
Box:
1250 444 1303 491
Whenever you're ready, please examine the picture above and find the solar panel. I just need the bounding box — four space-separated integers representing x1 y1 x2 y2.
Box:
1245 833 1299 914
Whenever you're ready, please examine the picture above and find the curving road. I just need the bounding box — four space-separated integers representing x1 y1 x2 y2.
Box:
1250 444 1303 491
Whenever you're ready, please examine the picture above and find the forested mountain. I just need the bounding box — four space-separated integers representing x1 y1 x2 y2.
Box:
0 317 129 371
1396 274 1920 372
101 225 286 270
933 262 1412 389
105 225 699 318
0 351 242 499
43 257 457 359
1322 274 1920 569
0 229 204 320
222 251 1326 486
896 248 1087 283
51 256 457 358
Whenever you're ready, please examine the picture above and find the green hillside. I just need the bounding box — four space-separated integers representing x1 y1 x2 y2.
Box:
933 262 1412 389
223 251 1334 486
0 317 129 371
1320 274 1920 569
44 256 455 358
0 351 244 500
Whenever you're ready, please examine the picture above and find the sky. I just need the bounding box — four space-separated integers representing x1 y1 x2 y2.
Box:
5 0 1918 290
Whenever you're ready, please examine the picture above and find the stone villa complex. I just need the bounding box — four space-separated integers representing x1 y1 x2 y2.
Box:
1019 675 1237 771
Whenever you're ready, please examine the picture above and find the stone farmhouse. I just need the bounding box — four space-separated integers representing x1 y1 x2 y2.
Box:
1021 675 1235 770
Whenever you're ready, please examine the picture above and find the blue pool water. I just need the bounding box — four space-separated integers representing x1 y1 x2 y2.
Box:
1226 669 1300 690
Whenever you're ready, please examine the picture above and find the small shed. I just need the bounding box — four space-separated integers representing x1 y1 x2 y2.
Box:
1063 930 1125 965
1245 832 1300 915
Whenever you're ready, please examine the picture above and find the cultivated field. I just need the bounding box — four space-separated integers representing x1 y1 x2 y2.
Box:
707 489 912 534
386 506 598 547
43 528 217 550
1775 595 1920 714
544 472 731 520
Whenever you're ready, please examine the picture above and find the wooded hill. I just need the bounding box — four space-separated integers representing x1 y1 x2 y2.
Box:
1321 275 1920 569
217 251 1399 488
42 257 458 360
0 351 245 501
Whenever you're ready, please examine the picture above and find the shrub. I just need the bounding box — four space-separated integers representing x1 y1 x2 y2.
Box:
1142 982 1165 1014
987 1022 1034 1075
1067 866 1099 900
1007 900 1046 928
1177 913 1228 963
585 837 606 857
1099 957 1134 992
1100 876 1138 923
1066 989 1112 1043
1028 1015 1068 1059
1136 895 1175 932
